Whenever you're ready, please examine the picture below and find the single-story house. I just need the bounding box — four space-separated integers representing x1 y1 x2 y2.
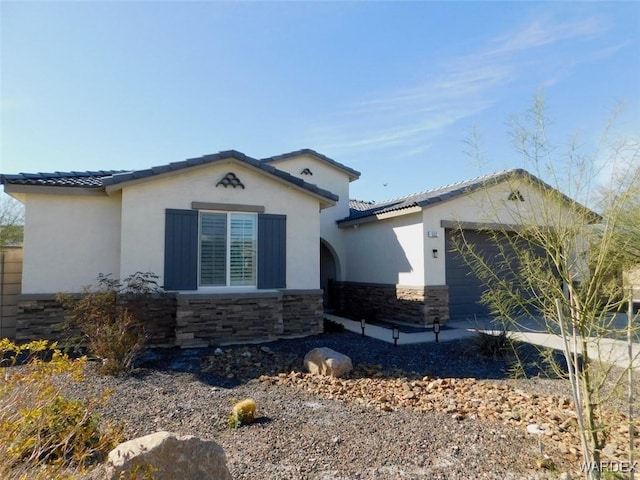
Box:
1 149 592 345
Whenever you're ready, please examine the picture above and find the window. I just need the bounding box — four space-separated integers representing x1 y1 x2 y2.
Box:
164 209 285 291
199 212 257 287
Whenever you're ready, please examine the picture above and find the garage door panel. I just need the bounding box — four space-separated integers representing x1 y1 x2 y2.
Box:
445 229 516 320
445 229 550 320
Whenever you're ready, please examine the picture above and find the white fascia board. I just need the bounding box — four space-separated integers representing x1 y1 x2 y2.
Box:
338 205 423 228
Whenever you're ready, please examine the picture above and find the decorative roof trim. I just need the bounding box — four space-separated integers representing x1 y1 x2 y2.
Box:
216 172 245 189
100 150 338 207
0 150 338 207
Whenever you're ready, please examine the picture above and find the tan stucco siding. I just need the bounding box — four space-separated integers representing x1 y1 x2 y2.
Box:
119 161 320 290
423 179 591 285
266 153 352 281
344 211 424 286
22 193 122 293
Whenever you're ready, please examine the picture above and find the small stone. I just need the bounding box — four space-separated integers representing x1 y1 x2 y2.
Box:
527 424 543 435
602 443 617 457
214 348 224 356
304 348 353 378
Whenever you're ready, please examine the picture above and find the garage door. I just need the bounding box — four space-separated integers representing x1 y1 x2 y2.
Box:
445 229 521 320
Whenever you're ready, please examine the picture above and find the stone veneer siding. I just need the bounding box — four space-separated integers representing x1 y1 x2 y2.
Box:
15 295 69 342
15 290 324 348
281 291 324 337
15 294 177 346
174 290 323 347
332 281 449 326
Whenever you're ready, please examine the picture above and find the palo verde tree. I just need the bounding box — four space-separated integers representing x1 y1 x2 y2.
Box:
454 95 639 479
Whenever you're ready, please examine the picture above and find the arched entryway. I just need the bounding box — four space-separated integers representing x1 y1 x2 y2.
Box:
320 239 340 309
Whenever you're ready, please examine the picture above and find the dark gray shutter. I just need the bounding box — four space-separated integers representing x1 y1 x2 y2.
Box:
164 209 198 290
258 214 286 289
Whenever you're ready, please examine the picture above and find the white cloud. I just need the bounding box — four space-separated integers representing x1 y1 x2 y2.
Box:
307 14 614 158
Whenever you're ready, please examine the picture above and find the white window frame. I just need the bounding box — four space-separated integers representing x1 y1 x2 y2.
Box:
198 210 258 289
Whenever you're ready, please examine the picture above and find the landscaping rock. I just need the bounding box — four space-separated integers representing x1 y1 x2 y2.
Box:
304 347 353 377
104 431 232 480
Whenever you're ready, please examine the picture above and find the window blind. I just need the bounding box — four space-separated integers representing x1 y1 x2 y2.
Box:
200 213 227 286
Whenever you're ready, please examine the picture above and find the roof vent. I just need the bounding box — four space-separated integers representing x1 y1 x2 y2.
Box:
216 172 245 189
508 190 524 202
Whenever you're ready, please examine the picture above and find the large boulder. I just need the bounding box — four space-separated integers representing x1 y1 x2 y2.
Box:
304 347 353 378
103 431 232 480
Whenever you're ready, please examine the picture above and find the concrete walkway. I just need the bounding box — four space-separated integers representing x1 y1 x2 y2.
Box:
325 313 640 371
324 313 479 345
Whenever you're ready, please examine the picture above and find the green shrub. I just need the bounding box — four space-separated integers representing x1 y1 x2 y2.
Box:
0 339 122 479
57 272 161 375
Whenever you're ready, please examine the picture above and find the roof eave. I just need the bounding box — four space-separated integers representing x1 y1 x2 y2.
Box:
263 149 361 182
103 153 339 206
2 183 108 197
337 205 422 227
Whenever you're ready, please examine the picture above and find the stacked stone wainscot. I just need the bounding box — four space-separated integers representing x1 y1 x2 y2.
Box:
332 281 449 327
15 290 324 347
174 290 323 347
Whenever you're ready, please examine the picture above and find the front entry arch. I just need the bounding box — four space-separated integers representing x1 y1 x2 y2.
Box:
320 239 340 308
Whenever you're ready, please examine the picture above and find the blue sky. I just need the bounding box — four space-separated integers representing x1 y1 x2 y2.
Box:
2 1 638 202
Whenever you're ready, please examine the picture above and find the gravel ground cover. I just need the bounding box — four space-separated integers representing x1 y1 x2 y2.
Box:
70 330 638 480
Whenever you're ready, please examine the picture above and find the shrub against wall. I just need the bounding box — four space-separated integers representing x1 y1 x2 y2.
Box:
57 272 162 375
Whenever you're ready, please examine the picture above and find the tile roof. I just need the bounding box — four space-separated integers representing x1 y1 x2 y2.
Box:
0 150 339 203
340 169 600 224
262 148 361 180
101 150 338 202
0 170 127 188
348 199 376 212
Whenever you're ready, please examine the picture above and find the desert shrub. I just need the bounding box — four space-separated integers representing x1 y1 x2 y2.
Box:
228 398 257 428
468 329 513 358
0 339 122 479
57 272 161 375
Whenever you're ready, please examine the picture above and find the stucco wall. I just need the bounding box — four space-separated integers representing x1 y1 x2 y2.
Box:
343 211 424 286
21 193 122 293
118 160 321 290
268 153 352 280
340 178 590 289
423 179 591 285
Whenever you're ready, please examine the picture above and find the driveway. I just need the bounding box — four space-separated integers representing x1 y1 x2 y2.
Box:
326 313 640 371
